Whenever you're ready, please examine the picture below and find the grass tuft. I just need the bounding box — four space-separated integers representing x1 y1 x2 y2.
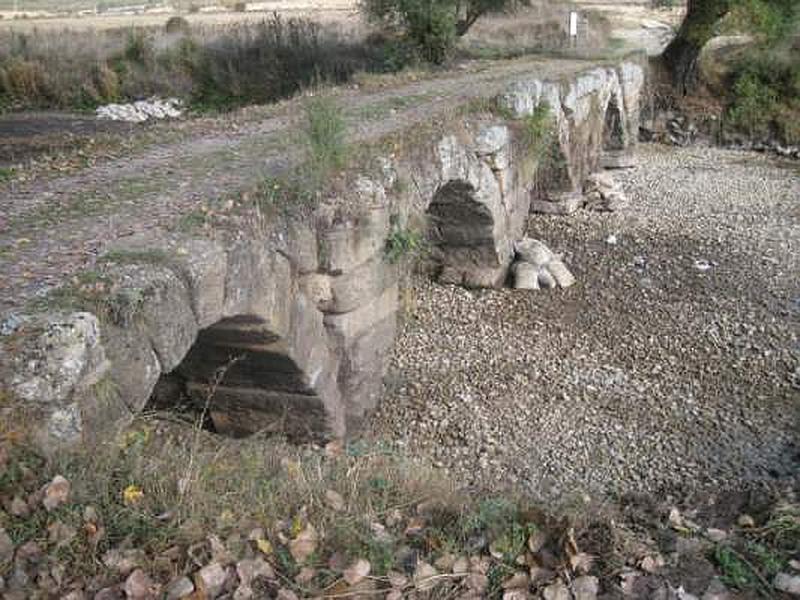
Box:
304 95 349 181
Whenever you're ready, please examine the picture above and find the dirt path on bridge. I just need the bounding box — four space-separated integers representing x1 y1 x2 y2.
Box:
368 143 800 500
0 56 593 319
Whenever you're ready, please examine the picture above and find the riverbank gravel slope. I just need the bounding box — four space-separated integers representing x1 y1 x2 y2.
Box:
367 143 799 500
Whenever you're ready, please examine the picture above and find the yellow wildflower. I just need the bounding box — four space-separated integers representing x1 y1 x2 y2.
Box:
122 484 144 506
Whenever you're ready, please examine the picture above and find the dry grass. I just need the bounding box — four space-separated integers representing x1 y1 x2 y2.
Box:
0 4 359 33
1 408 798 597
0 417 467 589
0 15 378 111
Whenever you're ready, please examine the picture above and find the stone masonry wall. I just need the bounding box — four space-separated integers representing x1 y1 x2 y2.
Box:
0 60 646 452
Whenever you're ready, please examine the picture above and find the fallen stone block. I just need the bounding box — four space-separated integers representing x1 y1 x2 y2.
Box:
531 192 584 215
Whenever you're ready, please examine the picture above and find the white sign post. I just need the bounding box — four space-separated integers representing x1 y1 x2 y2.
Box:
569 11 579 48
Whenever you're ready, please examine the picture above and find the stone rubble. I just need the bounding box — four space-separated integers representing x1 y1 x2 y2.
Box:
583 171 629 212
512 238 576 291
96 97 183 123
774 573 800 596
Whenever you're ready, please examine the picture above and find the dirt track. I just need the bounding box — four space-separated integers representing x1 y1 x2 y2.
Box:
0 56 596 318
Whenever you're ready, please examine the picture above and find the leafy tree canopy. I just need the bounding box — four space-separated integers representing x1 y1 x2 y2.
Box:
361 0 530 63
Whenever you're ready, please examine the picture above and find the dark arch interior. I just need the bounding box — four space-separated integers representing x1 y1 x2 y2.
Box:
147 315 326 441
603 96 626 151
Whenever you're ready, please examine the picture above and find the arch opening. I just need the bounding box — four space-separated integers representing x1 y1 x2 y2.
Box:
603 96 626 151
427 180 509 287
148 314 327 442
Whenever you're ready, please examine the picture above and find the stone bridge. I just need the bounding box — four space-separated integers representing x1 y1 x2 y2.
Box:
0 57 646 451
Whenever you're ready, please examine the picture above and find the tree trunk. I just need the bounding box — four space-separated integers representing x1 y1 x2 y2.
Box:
662 0 732 95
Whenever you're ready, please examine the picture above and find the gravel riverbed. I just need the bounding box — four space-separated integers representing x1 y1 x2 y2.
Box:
367 143 800 500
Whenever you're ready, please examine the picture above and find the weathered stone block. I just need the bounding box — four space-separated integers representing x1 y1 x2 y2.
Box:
100 321 162 415
324 284 399 343
171 239 228 329
531 192 584 215
326 257 399 315
284 219 319 275
110 264 198 373
10 312 108 407
223 243 292 336
318 207 391 274
299 274 333 311
600 150 637 170
194 385 329 441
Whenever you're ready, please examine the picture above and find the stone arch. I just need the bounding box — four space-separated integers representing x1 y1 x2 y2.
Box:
169 309 336 441
603 94 626 151
427 180 510 288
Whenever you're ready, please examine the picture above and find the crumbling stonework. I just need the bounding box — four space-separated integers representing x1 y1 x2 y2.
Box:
499 63 645 212
1 60 646 451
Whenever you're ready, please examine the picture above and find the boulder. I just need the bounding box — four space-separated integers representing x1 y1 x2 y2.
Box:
515 238 554 267
546 259 576 288
513 262 540 290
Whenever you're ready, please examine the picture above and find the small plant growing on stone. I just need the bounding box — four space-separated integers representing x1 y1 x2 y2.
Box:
385 221 425 263
521 102 555 157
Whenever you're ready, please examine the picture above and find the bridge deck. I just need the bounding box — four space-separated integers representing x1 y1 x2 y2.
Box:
0 57 597 319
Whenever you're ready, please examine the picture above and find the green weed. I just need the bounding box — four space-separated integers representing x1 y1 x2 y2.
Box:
304 96 348 180
727 71 778 138
0 166 15 182
521 102 555 157
100 248 171 266
175 209 210 233
385 220 425 263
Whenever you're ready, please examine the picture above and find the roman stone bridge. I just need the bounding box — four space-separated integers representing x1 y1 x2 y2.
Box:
0 56 646 451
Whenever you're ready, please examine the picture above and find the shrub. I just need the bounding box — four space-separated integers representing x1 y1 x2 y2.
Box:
0 17 391 112
189 16 383 109
726 45 800 141
727 71 777 137
360 0 529 64
0 57 47 103
123 29 154 65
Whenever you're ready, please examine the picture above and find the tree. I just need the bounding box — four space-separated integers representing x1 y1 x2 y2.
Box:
662 0 798 95
361 0 529 63
661 0 732 95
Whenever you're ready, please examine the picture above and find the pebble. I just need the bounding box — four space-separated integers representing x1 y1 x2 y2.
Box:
572 575 599 600
165 576 195 600
367 144 800 499
195 562 227 598
0 527 13 565
543 579 570 600
705 528 727 543
42 475 70 511
124 570 158 600
774 573 800 596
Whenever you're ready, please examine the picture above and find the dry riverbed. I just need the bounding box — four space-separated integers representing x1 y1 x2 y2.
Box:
368 143 800 501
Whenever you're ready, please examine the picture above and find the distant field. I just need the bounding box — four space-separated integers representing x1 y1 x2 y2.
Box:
0 0 358 30
0 0 217 10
